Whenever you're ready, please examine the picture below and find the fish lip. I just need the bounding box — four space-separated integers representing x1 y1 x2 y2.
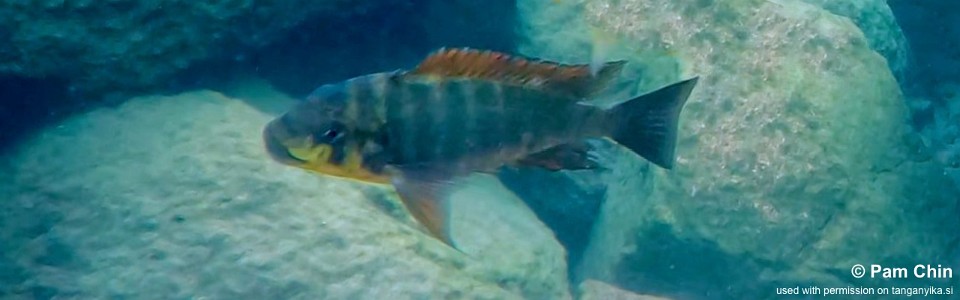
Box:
263 125 306 165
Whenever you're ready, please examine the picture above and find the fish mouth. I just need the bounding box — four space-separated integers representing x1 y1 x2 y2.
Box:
263 125 306 165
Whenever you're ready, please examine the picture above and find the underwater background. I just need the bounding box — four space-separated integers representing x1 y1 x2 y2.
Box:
0 0 957 299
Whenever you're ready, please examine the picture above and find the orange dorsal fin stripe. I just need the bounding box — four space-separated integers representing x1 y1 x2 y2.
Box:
408 48 626 99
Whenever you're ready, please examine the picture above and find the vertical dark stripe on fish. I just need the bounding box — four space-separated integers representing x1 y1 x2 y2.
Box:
369 74 389 124
344 78 361 131
401 83 419 164
512 87 537 150
527 89 555 151
406 82 434 163
473 81 523 157
439 80 469 164
526 88 573 151
385 77 408 165
517 88 536 152
493 83 524 155
470 82 498 154
431 80 448 161
459 80 478 155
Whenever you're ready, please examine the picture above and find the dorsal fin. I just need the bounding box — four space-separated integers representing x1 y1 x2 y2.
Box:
408 48 626 99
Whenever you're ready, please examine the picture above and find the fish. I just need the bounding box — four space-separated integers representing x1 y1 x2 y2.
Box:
262 48 698 249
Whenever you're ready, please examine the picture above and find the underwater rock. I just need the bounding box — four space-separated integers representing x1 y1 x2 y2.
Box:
888 0 960 91
241 0 518 98
915 84 960 170
498 162 607 278
518 0 959 298
799 0 910 79
889 2 960 196
578 280 672 300
0 0 388 96
0 82 571 299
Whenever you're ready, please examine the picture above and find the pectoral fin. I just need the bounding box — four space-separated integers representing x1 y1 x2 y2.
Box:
390 168 459 249
515 142 598 171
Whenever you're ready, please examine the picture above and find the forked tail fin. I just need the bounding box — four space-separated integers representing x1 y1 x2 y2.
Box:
608 77 698 169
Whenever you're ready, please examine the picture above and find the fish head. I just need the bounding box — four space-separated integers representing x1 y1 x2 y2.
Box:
263 84 391 184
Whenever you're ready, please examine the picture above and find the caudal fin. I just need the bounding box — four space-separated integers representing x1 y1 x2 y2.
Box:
608 77 698 169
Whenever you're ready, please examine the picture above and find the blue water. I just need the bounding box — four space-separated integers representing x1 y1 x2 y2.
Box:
0 1 957 299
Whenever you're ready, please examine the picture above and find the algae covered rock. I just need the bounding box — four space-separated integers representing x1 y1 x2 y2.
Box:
799 0 910 78
0 81 570 299
518 0 958 298
0 0 386 95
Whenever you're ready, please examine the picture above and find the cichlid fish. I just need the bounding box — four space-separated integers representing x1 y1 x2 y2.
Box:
263 48 698 249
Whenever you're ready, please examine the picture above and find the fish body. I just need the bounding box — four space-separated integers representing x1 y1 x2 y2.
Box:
263 48 698 249
383 74 607 174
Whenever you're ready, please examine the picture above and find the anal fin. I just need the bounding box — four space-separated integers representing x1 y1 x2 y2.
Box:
515 142 598 171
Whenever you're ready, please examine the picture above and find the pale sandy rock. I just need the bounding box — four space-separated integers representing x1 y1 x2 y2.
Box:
578 280 672 300
0 80 570 299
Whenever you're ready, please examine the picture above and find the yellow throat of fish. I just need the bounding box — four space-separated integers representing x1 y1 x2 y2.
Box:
287 144 391 184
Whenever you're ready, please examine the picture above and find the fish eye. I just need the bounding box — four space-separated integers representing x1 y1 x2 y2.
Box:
315 123 347 143
323 129 341 140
